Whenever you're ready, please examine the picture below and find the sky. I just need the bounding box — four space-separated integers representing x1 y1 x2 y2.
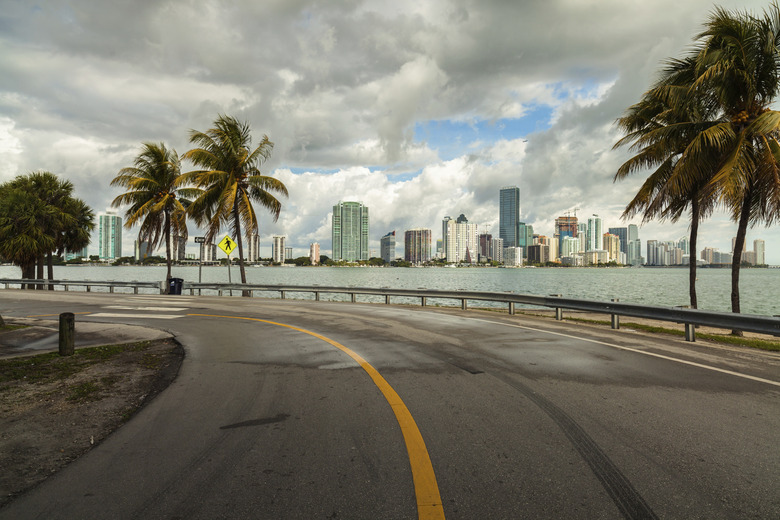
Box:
1 0 778 263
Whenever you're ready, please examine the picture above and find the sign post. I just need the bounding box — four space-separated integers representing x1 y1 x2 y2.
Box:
218 235 237 296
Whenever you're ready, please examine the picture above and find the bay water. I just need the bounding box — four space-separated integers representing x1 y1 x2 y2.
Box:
1 264 777 316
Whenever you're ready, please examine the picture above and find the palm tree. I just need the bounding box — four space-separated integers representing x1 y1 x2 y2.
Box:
182 115 288 294
614 57 720 309
0 181 58 285
59 198 95 267
691 5 780 326
111 143 195 293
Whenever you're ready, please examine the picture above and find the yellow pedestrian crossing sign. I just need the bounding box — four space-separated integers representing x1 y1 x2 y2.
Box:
218 235 237 255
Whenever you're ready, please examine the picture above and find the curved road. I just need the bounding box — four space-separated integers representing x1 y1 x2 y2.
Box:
1 290 779 519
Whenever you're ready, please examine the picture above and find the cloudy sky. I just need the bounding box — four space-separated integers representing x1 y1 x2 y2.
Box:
1 0 778 262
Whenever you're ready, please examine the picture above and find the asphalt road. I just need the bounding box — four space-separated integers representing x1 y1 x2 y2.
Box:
1 290 778 519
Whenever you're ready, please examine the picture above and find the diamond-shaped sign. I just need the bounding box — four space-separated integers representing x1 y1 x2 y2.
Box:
218 235 236 255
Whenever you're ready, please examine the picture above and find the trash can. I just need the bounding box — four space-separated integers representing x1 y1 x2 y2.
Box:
169 277 184 295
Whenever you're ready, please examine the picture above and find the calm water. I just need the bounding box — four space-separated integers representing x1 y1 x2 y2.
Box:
1 264 777 316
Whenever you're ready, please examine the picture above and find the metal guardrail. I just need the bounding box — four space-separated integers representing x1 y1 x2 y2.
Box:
3 279 780 341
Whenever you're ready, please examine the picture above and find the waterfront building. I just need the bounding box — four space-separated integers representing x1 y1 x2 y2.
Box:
435 239 443 259
608 227 627 255
560 254 584 267
442 214 478 264
742 250 757 265
65 246 89 262
556 216 578 256
754 239 766 265
310 243 320 265
272 235 286 264
503 246 523 266
584 250 609 265
332 201 370 262
380 231 396 263
577 223 587 253
405 228 431 264
478 233 492 260
499 186 521 248
646 240 659 265
200 242 217 262
701 247 717 264
491 237 504 263
518 223 534 258
247 233 260 262
134 240 151 262
677 236 689 255
527 244 550 264
285 247 293 261
167 234 186 261
98 212 122 260
603 233 620 262
627 239 643 266
586 215 603 252
561 236 579 258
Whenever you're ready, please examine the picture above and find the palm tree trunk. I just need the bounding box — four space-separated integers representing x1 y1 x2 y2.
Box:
689 198 699 309
233 202 249 296
730 192 752 336
164 211 172 295
22 263 35 289
36 257 44 290
46 251 54 290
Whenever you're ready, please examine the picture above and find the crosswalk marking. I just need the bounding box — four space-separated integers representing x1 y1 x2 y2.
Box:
90 313 183 319
104 305 189 311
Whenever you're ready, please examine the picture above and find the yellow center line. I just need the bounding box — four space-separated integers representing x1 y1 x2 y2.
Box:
26 312 93 318
188 313 445 520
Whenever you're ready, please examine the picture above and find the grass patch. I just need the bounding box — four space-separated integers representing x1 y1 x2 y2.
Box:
0 324 28 332
67 381 101 402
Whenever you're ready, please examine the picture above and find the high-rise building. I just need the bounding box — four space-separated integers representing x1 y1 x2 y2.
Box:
310 242 320 265
65 246 89 262
627 239 642 266
503 246 522 266
98 212 122 260
608 227 627 255
442 214 478 263
332 201 369 262
200 242 217 262
478 233 492 260
676 236 689 255
404 228 431 264
556 216 578 256
272 235 286 263
603 233 620 262
518 223 534 258
754 239 766 265
560 236 579 258
586 215 602 252
491 237 505 263
247 233 260 262
499 186 520 248
168 234 186 261
285 247 293 260
577 223 587 253
134 240 151 262
380 231 396 263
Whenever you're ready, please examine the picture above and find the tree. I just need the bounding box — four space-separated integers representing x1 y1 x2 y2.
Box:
59 198 95 269
691 5 780 329
111 143 195 293
183 115 288 295
615 57 719 308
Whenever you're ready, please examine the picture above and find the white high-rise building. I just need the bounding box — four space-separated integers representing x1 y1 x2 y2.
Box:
310 242 320 265
503 247 523 266
98 212 122 260
561 236 580 258
442 214 478 263
490 237 504 263
247 233 260 262
754 239 766 265
577 223 587 253
200 242 217 262
586 215 603 252
272 235 286 264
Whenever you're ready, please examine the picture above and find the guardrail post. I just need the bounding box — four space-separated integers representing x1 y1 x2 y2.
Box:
218 290 223 297
550 294 562 320
351 293 356 303
385 295 390 304
462 299 468 311
64 285 69 292
86 285 91 292
281 290 285 300
134 287 139 294
611 298 619 329
509 302 515 315
58 312 75 356
109 286 114 294
421 296 427 307
315 292 320 301
685 323 696 342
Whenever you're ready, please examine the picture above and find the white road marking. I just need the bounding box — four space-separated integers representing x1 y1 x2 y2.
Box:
89 313 183 319
104 306 188 311
461 315 780 388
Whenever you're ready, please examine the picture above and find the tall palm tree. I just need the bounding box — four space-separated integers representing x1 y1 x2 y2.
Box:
692 5 780 325
182 115 288 294
614 57 720 309
111 143 195 293
59 198 95 267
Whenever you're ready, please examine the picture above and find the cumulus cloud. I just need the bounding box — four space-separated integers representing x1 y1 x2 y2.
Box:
0 0 776 260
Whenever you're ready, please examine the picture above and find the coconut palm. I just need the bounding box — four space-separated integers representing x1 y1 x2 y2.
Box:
111 143 195 293
691 5 780 324
60 198 95 265
182 115 288 294
614 57 720 309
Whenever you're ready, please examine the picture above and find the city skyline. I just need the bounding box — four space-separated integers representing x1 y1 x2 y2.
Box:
2 1 778 264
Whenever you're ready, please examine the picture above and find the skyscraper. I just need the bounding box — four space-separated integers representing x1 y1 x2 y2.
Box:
380 231 396 263
556 216 578 256
754 239 766 265
247 233 260 262
310 242 320 265
442 214 478 263
272 235 286 264
98 212 122 260
404 228 431 264
499 186 520 248
332 201 370 262
586 215 603 251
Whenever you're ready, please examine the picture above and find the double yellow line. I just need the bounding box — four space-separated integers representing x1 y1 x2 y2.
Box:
189 314 445 520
